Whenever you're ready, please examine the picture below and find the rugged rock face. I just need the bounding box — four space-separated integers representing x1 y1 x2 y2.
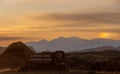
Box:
0 42 34 70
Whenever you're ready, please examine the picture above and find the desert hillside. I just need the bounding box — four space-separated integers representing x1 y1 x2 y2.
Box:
0 42 34 69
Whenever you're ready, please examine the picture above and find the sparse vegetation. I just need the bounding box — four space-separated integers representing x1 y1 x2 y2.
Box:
66 50 120 73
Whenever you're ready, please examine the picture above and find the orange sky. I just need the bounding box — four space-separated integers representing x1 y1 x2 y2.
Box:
0 0 120 46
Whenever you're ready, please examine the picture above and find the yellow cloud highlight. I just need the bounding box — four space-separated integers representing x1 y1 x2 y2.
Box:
99 32 110 38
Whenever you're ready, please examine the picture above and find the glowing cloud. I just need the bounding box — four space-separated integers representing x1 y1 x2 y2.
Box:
99 32 110 38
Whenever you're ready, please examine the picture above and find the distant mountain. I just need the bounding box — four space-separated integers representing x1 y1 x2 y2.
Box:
0 42 34 70
78 46 120 52
26 37 120 52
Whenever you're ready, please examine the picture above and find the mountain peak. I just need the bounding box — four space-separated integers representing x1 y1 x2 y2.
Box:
54 36 84 41
51 36 66 42
39 39 48 43
58 36 65 39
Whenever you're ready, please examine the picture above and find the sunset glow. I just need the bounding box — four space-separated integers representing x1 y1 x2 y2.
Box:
0 0 120 46
99 33 110 38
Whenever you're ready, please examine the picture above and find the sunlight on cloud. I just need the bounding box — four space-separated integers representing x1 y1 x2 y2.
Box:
0 0 119 45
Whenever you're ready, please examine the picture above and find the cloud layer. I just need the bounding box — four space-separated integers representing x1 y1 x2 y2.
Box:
0 0 120 45
27 12 120 33
29 12 120 24
0 37 23 41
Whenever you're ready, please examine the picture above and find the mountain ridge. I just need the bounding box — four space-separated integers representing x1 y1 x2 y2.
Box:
26 37 120 52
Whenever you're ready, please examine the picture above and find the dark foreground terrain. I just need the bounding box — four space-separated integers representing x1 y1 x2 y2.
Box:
0 42 120 73
0 72 119 74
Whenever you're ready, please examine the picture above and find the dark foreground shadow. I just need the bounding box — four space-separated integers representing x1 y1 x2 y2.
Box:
0 72 87 74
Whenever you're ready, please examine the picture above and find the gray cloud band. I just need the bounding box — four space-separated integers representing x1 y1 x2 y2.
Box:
0 37 23 41
30 12 120 24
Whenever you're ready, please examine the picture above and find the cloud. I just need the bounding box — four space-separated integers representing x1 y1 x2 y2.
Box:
29 12 120 24
29 23 103 29
27 12 120 34
0 37 23 41
26 27 120 33
59 28 120 33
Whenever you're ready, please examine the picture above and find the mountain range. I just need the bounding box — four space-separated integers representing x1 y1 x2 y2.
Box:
26 37 120 52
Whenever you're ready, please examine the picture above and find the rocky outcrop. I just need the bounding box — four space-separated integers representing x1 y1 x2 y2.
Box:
0 42 34 70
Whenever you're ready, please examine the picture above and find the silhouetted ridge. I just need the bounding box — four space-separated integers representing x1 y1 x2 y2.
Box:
0 42 34 69
4 41 34 57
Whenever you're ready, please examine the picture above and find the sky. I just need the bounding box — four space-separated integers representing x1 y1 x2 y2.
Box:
0 0 120 46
